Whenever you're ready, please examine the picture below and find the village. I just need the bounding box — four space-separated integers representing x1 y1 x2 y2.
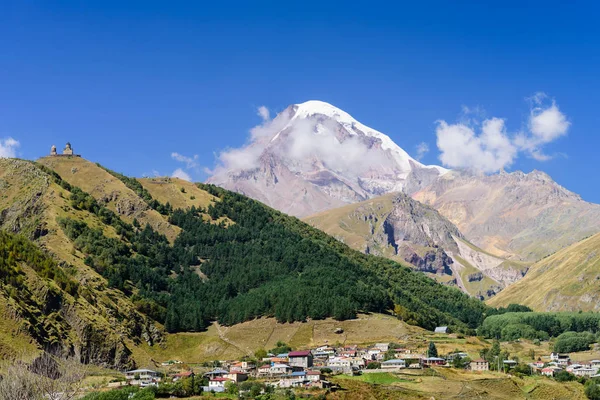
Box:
112 329 600 396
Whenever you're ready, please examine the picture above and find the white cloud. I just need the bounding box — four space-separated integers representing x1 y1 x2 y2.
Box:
436 95 570 172
211 105 397 178
171 152 199 169
172 168 192 181
415 142 429 161
257 105 270 121
0 137 19 158
436 118 517 173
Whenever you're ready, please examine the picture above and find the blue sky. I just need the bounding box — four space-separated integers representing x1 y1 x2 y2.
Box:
2 1 600 201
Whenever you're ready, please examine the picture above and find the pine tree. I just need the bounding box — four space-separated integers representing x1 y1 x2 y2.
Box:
428 341 438 358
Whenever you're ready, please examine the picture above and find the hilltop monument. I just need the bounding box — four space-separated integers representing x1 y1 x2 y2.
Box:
50 142 80 157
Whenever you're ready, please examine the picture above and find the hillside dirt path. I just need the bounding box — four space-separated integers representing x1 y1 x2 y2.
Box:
215 323 252 357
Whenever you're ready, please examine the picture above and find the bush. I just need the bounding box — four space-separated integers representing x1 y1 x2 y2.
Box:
554 370 576 382
366 362 381 369
585 380 600 400
554 331 597 353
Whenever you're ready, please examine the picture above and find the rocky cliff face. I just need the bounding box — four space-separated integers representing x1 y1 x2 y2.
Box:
208 100 448 217
413 170 600 261
304 192 526 298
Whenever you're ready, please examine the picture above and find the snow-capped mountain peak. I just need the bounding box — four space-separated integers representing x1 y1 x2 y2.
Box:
208 100 448 216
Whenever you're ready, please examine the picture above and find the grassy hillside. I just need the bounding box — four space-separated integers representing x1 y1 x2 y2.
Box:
489 233 600 311
329 369 586 400
0 158 161 368
38 156 182 242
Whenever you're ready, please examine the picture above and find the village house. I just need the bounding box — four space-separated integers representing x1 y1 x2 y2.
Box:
207 377 231 392
542 366 563 377
374 343 390 352
447 352 469 361
367 348 384 361
124 369 161 386
306 370 323 382
204 369 228 379
381 359 406 370
224 371 248 383
161 360 183 366
339 349 357 358
503 360 518 369
348 357 366 369
327 356 352 374
470 359 489 371
574 368 598 377
270 363 293 376
551 353 571 366
172 371 194 382
230 361 255 372
258 364 272 376
288 350 313 368
422 357 446 367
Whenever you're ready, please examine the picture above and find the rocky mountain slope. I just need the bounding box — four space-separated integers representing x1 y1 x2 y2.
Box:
0 156 494 368
305 193 529 299
488 232 600 311
208 100 447 217
412 170 600 261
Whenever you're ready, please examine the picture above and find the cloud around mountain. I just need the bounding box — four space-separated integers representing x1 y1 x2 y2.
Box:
0 137 19 158
436 93 570 173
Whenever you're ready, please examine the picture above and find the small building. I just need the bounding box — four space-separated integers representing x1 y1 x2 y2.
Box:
208 377 231 392
447 352 469 361
258 364 272 376
542 366 563 377
124 369 160 386
224 371 248 383
470 359 489 371
550 353 570 366
270 363 292 375
503 360 518 369
434 326 449 334
172 371 194 382
327 357 352 374
161 359 183 366
374 343 390 352
306 370 323 382
288 350 313 368
573 368 598 378
381 359 406 369
204 369 229 378
230 361 255 372
592 360 600 368
422 357 446 367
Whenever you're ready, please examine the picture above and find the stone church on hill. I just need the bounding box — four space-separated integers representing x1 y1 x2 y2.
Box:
50 142 80 157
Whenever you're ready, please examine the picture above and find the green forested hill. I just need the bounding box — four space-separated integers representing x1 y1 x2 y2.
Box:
0 156 515 367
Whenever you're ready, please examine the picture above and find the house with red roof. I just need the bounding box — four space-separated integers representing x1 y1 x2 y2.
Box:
288 350 313 368
224 371 248 383
208 377 231 392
